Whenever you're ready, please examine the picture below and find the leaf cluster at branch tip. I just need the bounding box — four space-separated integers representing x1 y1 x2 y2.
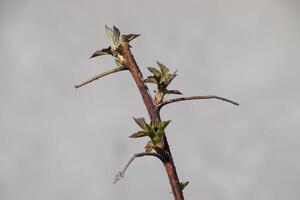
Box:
89 25 140 66
144 62 182 104
130 117 171 152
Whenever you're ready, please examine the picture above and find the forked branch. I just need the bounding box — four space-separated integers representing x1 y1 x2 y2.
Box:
74 66 127 89
158 95 239 110
114 152 165 184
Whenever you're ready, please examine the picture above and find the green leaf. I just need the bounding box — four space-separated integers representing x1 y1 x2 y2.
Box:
129 131 147 138
157 120 171 133
90 47 112 58
145 123 156 140
147 67 160 76
165 71 177 85
121 34 141 42
156 61 169 76
152 136 161 146
180 181 189 191
105 25 114 40
166 90 183 95
133 117 146 130
105 25 120 49
143 77 157 84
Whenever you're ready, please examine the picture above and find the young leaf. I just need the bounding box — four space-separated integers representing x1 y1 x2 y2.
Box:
129 131 147 138
157 120 171 133
122 34 141 43
105 25 114 42
171 181 189 194
143 77 157 84
145 141 154 152
164 71 177 85
105 25 120 49
113 26 120 36
133 117 146 130
166 90 183 95
156 61 169 76
145 123 156 140
180 181 189 191
154 91 164 104
152 139 159 147
147 67 160 76
90 46 112 58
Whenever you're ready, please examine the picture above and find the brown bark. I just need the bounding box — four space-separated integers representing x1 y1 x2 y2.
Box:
120 43 184 200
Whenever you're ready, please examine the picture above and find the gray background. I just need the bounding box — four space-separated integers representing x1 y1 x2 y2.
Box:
0 0 299 199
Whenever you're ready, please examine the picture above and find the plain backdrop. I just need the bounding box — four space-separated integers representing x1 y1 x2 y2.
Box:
0 0 299 199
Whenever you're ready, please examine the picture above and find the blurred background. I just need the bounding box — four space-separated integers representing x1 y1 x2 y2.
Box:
0 0 299 199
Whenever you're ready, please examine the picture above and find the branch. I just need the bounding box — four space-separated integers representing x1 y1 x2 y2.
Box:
120 43 184 199
114 152 164 184
158 95 239 110
74 66 127 89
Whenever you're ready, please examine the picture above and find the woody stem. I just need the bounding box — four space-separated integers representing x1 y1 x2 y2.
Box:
120 43 184 200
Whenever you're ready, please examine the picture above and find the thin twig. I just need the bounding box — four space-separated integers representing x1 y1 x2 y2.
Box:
74 66 127 89
158 95 239 110
114 152 164 184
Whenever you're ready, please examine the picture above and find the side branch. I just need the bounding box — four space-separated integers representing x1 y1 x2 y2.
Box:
114 152 164 184
158 95 239 110
74 66 127 89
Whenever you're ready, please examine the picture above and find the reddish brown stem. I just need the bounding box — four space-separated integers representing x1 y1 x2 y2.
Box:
120 43 184 200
